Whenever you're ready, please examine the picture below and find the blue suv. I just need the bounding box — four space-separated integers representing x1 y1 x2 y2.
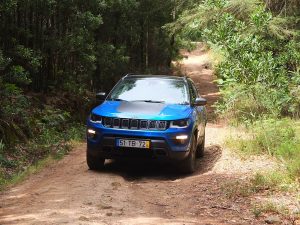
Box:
86 75 207 173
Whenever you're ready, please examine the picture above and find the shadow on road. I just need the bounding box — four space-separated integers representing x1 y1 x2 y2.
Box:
92 145 222 182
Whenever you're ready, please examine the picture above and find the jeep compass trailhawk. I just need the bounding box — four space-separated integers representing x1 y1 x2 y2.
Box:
86 75 207 173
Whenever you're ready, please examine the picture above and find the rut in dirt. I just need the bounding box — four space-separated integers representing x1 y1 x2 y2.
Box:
0 45 267 225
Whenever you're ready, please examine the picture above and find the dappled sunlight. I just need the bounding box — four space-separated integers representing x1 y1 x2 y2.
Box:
117 216 215 225
203 92 220 97
1 208 104 224
48 198 66 203
5 193 29 200
182 55 211 66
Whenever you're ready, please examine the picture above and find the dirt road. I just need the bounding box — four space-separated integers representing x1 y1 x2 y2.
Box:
0 45 276 225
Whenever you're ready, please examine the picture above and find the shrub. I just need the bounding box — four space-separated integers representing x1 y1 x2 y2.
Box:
171 0 300 120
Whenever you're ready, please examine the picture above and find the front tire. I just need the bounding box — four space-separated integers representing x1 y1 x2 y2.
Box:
87 151 105 170
178 135 197 174
196 132 205 158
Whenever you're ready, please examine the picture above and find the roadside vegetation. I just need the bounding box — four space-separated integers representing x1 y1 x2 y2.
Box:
167 0 300 220
0 84 86 189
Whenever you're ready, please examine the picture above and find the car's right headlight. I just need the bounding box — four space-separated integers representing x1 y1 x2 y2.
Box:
170 119 190 128
90 113 102 123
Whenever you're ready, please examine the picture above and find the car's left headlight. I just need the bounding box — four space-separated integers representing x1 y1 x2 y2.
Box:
90 113 102 123
170 119 190 128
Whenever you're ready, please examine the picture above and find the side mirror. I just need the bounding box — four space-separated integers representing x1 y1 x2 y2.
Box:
194 97 207 106
96 92 107 102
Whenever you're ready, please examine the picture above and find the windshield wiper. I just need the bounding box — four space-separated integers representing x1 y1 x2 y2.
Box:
178 102 189 105
132 100 165 103
109 98 127 101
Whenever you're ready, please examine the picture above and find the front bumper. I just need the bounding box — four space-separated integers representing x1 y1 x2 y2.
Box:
87 120 193 162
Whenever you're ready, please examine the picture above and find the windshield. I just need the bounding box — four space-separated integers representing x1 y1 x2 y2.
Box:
108 78 189 105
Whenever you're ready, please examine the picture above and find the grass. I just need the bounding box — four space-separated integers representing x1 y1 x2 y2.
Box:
250 171 297 192
221 171 298 199
225 118 300 181
252 201 290 218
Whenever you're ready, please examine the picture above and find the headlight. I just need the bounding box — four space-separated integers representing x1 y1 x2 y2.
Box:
90 113 102 123
170 119 190 128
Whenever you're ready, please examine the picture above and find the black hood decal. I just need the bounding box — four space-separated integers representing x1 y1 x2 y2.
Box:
117 101 165 115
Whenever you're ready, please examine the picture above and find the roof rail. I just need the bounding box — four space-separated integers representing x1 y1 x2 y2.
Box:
182 75 188 81
123 73 136 78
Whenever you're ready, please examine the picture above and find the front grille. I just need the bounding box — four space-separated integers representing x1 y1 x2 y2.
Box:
102 117 169 131
113 118 120 127
104 117 112 127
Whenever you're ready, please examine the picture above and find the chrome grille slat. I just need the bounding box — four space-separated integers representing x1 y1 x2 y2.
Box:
122 119 129 129
130 119 138 129
113 118 120 128
158 121 167 130
149 121 157 130
140 120 148 129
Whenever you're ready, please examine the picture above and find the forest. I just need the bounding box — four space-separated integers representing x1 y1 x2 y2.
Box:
0 0 300 187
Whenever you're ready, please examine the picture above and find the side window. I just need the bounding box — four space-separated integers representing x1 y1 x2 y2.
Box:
188 80 197 103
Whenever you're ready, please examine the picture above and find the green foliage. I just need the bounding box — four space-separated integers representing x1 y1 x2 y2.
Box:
0 75 86 187
0 82 29 146
252 201 289 218
14 45 42 72
226 119 300 179
250 171 296 191
6 66 32 86
169 0 300 119
0 103 85 189
215 83 294 122
0 50 11 70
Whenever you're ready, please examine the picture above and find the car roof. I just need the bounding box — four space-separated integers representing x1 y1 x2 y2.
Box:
123 74 187 81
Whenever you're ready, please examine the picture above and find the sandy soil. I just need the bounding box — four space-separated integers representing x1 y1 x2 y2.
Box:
0 45 278 225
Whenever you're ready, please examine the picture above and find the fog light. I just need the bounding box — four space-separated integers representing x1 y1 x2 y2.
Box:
176 135 188 140
87 129 96 139
173 135 189 145
87 129 96 134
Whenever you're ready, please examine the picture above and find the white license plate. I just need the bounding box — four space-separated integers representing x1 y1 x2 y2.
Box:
116 139 150 149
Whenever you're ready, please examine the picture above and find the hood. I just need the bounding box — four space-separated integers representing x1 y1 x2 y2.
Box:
92 101 192 120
